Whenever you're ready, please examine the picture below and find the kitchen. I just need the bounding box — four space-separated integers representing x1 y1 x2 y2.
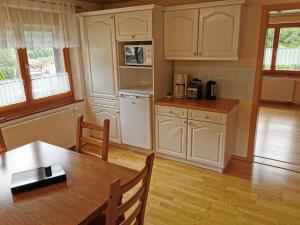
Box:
1 0 300 224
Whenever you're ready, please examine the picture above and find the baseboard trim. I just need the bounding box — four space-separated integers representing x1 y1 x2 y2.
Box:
231 155 248 161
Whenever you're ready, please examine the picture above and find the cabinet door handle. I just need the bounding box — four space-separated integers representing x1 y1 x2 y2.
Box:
183 120 187 124
132 35 135 39
169 110 173 114
193 53 197 56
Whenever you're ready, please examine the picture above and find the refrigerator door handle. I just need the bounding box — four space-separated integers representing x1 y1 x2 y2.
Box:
120 94 137 99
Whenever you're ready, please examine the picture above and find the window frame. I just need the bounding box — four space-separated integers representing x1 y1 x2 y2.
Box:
0 48 74 116
263 22 300 76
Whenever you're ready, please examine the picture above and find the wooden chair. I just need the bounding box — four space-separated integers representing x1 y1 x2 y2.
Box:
76 115 110 161
0 129 7 154
91 152 155 225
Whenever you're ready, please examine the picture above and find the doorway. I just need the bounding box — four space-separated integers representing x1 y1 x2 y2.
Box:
249 3 300 171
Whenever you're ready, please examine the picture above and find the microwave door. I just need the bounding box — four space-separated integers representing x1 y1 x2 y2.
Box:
125 47 138 65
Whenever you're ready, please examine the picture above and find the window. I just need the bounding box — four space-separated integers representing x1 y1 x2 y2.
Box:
263 23 300 75
0 49 26 107
0 48 73 111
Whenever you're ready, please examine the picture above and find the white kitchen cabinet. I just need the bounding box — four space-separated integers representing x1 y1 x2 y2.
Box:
115 10 152 41
155 103 238 172
164 9 199 57
83 15 118 99
187 120 225 167
164 0 244 60
156 115 187 159
198 5 241 59
93 106 121 144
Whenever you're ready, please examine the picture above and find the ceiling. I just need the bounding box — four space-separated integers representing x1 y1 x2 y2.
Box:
81 0 135 4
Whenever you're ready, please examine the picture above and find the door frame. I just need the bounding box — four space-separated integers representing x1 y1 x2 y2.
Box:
247 2 300 162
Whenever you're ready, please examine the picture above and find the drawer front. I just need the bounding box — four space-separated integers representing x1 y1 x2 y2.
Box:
155 106 187 118
92 97 119 109
188 110 227 124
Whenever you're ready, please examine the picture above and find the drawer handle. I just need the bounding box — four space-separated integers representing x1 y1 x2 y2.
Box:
205 116 210 119
132 35 135 38
169 111 173 114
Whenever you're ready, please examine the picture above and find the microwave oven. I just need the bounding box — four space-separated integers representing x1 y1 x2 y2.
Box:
124 45 152 66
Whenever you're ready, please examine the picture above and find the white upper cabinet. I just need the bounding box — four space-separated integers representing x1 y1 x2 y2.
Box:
115 10 152 41
164 9 199 57
164 1 244 60
83 15 118 99
198 5 241 59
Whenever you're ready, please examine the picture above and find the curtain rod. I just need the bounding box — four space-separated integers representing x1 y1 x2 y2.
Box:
28 0 83 9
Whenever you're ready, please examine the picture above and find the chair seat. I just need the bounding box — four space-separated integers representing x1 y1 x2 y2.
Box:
88 213 106 225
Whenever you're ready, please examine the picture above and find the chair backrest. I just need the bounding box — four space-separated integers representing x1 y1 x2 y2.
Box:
106 153 155 225
76 115 110 161
0 129 7 153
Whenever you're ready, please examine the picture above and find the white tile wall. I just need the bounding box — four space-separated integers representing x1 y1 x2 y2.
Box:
174 64 256 157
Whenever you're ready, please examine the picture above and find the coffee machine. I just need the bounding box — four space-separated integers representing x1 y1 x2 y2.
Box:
174 73 188 98
187 79 202 99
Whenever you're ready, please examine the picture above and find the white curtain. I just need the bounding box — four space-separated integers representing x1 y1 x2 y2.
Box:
0 0 80 49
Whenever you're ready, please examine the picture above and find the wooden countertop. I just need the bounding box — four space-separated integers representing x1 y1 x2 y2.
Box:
155 97 239 114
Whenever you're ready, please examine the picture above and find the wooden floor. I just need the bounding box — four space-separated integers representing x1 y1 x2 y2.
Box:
255 102 300 165
107 146 300 225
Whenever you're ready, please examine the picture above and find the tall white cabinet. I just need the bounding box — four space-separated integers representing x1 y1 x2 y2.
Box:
79 5 172 146
164 0 245 60
84 15 118 99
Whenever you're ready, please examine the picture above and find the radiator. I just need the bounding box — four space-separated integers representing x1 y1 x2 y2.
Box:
2 108 77 150
261 76 295 102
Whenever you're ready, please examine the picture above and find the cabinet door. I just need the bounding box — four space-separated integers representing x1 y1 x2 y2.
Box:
156 115 187 159
93 106 121 143
198 5 241 59
115 10 152 41
84 15 118 99
187 120 225 167
164 9 199 58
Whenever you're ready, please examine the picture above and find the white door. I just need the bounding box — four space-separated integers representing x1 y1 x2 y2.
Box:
115 10 152 41
187 120 225 167
164 9 199 58
84 15 118 99
156 115 187 159
93 106 121 143
198 5 241 59
119 93 152 149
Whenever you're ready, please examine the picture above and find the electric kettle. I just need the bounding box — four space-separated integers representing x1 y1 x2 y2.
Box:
206 80 217 100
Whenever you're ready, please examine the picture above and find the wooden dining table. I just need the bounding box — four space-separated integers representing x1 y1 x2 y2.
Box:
0 141 137 225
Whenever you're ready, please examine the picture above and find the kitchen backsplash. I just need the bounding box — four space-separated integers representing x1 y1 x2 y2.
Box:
174 64 256 101
174 63 256 157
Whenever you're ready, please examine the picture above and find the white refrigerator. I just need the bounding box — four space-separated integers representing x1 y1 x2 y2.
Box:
119 91 152 150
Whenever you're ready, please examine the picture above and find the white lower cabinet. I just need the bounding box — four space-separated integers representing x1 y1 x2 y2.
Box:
92 106 121 144
187 120 225 168
155 105 237 172
156 115 187 159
